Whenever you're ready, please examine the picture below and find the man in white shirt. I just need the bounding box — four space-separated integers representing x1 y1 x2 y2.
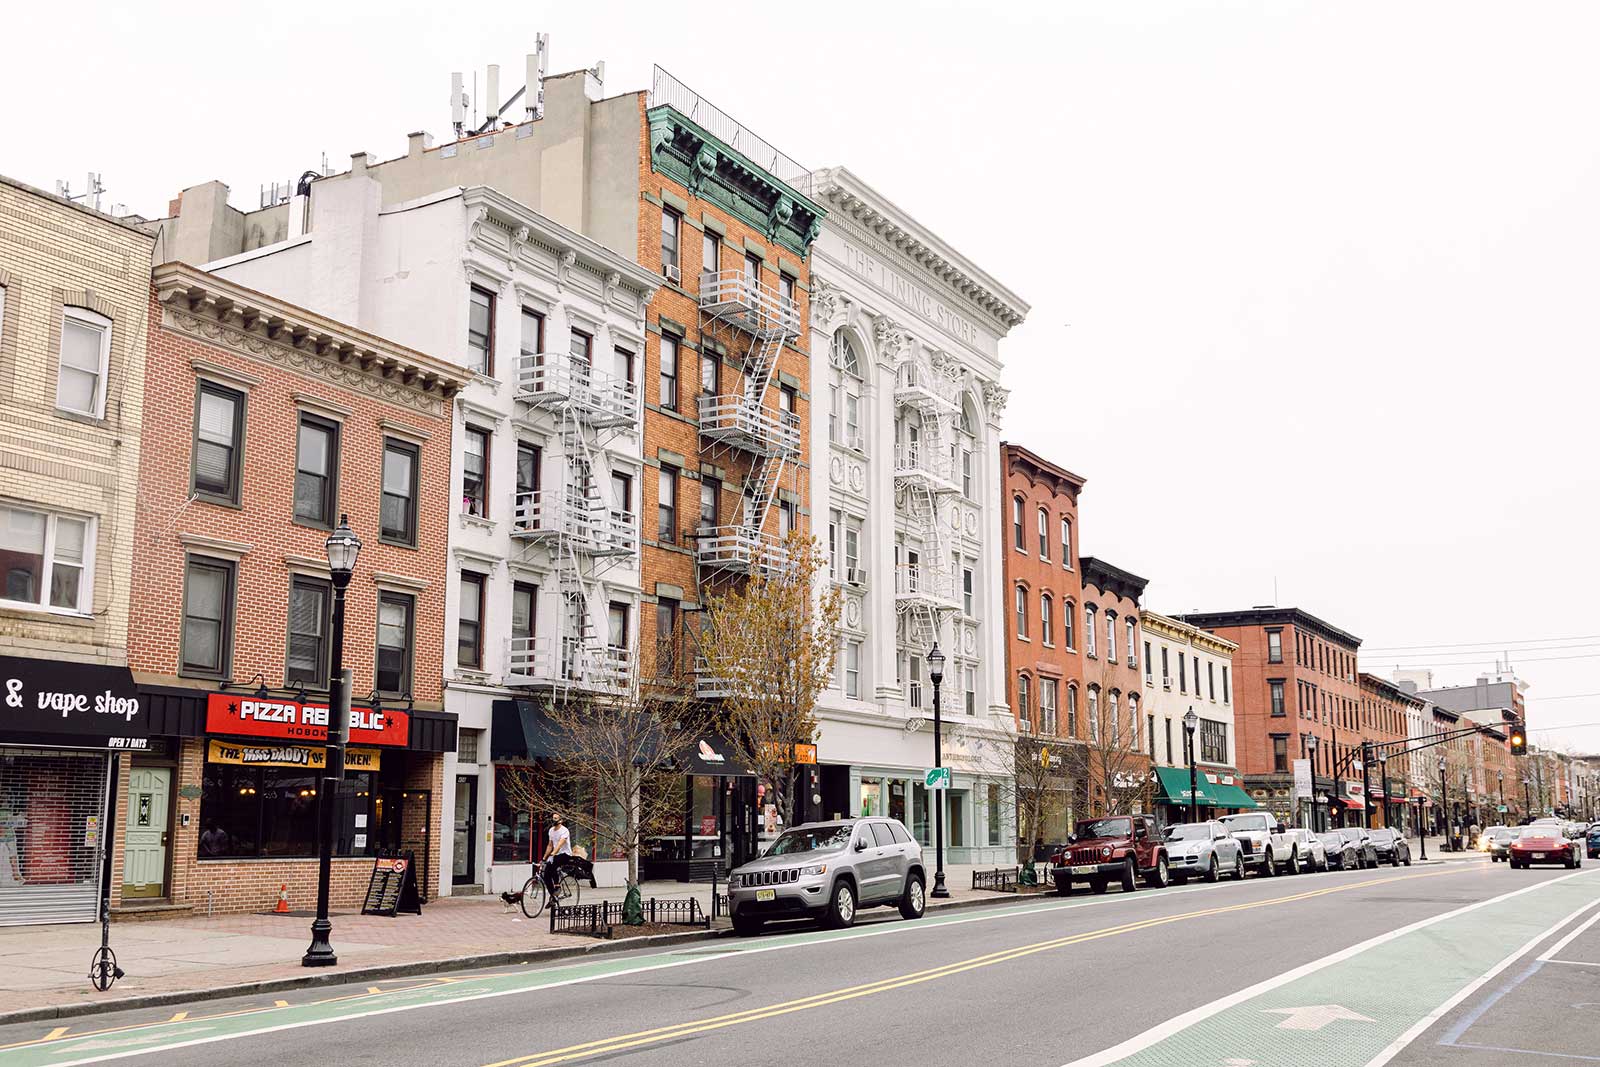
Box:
541 811 573 897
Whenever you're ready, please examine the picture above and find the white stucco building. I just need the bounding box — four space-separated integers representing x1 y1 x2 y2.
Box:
1139 611 1246 818
802 167 1027 864
199 174 658 896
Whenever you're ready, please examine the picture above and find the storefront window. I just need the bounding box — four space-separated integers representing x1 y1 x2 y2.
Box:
912 782 930 844
199 761 379 858
948 790 966 848
889 779 907 823
691 776 719 859
860 778 881 816
987 783 1002 846
493 765 533 863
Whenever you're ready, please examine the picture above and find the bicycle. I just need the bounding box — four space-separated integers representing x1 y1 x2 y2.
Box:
517 859 582 919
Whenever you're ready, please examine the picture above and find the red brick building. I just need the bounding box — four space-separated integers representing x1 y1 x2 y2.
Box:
113 263 467 915
1079 557 1149 817
1178 607 1362 829
1359 672 1424 831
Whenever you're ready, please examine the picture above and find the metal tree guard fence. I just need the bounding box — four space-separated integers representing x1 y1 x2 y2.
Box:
549 897 711 937
972 867 1024 892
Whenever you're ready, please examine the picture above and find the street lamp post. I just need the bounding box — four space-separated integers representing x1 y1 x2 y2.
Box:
304 515 361 968
1416 794 1427 860
1523 776 1532 822
1498 771 1505 820
1305 734 1320 831
1439 756 1450 852
1360 740 1373 830
1183 707 1199 823
1378 753 1390 832
928 643 949 899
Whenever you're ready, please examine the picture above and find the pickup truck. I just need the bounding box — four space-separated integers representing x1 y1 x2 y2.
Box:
1218 812 1301 876
1049 814 1170 894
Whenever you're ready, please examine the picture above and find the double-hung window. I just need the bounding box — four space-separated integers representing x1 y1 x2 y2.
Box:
659 335 679 411
181 556 234 678
701 230 720 285
843 640 861 699
193 382 245 503
1106 612 1117 661
376 592 415 696
0 505 93 613
661 210 681 276
1084 605 1097 656
1040 678 1058 735
962 567 975 616
1060 517 1072 567
1126 619 1137 669
1267 629 1284 664
458 572 485 669
1063 603 1075 649
293 414 338 526
285 576 332 688
1015 585 1028 639
1037 507 1049 558
381 439 419 546
462 426 489 517
520 308 544 369
1016 674 1032 728
1269 680 1286 716
1012 497 1025 551
1040 595 1054 646
657 467 677 543
57 307 111 417
467 286 495 375
961 450 974 498
700 477 720 530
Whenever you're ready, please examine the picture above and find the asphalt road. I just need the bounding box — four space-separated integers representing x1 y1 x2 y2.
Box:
3 855 1597 1067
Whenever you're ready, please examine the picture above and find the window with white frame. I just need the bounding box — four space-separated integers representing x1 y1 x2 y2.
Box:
843 639 862 698
1109 690 1120 743
1106 610 1118 661
1084 604 1097 656
1087 686 1100 741
1129 693 1140 747
1037 507 1049 558
1064 600 1076 649
57 307 111 417
1040 594 1054 646
1067 683 1079 736
1016 673 1031 728
1012 496 1025 551
963 664 976 715
908 655 924 709
1126 618 1137 669
843 518 862 582
962 565 975 616
1061 516 1072 568
1015 584 1028 639
0 505 93 613
961 449 974 498
1041 678 1059 735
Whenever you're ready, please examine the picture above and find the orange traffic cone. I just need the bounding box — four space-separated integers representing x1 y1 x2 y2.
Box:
274 884 290 914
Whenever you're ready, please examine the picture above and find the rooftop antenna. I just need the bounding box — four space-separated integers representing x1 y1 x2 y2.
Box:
57 173 107 211
485 64 500 127
450 72 466 138
527 34 548 121
1272 576 1278 606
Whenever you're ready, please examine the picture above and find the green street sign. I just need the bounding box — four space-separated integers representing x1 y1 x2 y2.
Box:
925 767 951 790
1497 804 1508 812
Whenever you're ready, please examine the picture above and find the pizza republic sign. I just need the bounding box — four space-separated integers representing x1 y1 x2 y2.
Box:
205 694 409 747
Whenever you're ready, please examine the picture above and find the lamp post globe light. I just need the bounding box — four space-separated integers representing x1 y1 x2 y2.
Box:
1183 707 1199 823
304 514 361 968
927 642 948 899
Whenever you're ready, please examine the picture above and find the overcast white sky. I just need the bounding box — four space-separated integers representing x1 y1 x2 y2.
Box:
7 2 1598 754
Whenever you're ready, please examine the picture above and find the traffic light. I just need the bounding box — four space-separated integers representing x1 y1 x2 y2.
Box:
1510 722 1527 757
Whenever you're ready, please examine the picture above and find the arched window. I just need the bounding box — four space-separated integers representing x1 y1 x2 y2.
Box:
1109 690 1121 743
959 398 977 437
957 399 978 500
1128 693 1141 749
1060 516 1073 568
1063 600 1076 649
1037 507 1049 559
1087 686 1101 741
1105 609 1118 661
829 331 863 453
1012 496 1025 551
1066 683 1079 736
1084 604 1097 656
1126 618 1137 668
831 330 861 376
1040 594 1054 646
1017 673 1032 729
1015 583 1028 639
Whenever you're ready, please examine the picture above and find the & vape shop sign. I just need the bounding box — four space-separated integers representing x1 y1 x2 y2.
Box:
0 654 147 748
205 694 409 747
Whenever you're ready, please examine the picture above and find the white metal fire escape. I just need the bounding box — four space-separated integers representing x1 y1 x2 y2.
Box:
508 348 640 699
893 351 963 652
696 269 802 575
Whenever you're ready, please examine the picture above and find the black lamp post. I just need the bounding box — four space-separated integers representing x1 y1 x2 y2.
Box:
1523 776 1532 822
1183 707 1199 823
1498 771 1504 820
1439 756 1450 851
1416 794 1427 860
1305 734 1319 831
928 643 949 899
304 515 361 968
1378 752 1390 832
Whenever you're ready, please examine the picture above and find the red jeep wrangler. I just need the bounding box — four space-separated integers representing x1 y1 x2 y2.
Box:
1050 814 1170 894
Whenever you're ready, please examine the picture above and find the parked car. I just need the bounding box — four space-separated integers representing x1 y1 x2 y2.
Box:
1218 812 1301 875
1368 827 1412 866
1335 826 1380 869
1586 824 1600 860
1477 825 1508 852
1319 831 1359 870
727 818 925 935
1162 821 1245 883
1489 827 1517 862
1050 814 1170 894
1285 828 1328 871
1508 824 1583 869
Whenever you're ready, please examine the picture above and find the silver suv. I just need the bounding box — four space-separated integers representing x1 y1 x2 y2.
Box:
727 818 926 935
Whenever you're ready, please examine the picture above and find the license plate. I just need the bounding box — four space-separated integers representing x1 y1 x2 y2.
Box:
1072 865 1098 875
1533 852 1546 860
756 888 776 902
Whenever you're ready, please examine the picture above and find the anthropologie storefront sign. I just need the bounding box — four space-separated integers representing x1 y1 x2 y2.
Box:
838 239 987 351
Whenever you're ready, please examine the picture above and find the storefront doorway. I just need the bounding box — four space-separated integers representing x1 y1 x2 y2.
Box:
121 767 170 899
452 775 478 886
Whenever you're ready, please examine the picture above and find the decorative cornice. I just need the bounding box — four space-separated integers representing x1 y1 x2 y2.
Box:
153 262 467 419
1140 609 1239 655
804 166 1029 330
981 380 1010 424
1175 607 1362 651
1003 442 1086 500
1081 556 1149 605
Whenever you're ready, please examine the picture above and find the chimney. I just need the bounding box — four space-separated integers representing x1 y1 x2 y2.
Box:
407 131 434 158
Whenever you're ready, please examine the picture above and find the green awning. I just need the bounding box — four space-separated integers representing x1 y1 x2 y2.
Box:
1154 766 1219 806
1209 781 1260 809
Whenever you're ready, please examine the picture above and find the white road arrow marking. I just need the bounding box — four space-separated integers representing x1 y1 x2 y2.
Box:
1221 1059 1258 1066
1263 1004 1376 1031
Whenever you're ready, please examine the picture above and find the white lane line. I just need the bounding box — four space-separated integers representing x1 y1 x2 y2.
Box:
1538 907 1600 962
1061 868 1599 1067
1541 958 1600 968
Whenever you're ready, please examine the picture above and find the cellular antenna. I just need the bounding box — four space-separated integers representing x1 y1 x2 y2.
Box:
527 34 548 121
485 64 500 127
450 72 466 137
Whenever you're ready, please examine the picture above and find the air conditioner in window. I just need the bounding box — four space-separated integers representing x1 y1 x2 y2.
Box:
846 567 868 587
1162 676 1173 689
664 264 681 284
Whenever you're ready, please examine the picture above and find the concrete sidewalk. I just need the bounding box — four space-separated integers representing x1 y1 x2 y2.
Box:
0 863 1011 1020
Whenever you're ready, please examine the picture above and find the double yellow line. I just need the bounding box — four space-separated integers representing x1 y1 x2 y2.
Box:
484 868 1460 1067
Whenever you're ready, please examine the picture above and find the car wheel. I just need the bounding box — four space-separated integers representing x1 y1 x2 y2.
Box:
898 873 926 920
1120 855 1139 893
1566 852 1577 870
732 912 763 937
824 880 857 928
1205 855 1220 883
1261 848 1275 876
1146 854 1170 889
1233 853 1246 881
1091 878 1108 894
1392 851 1401 867
1053 875 1071 896
1403 854 1412 866
1288 848 1301 876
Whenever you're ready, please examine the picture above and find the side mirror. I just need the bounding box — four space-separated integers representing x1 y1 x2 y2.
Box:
854 838 868 852
1275 823 1288 835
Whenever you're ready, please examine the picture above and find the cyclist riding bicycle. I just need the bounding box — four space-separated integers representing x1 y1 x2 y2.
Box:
541 811 573 897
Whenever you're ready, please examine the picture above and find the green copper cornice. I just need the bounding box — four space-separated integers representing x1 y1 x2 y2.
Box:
647 105 825 259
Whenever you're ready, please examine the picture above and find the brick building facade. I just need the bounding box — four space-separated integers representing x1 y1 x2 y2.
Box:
1359 672 1424 831
1079 557 1149 817
113 264 464 915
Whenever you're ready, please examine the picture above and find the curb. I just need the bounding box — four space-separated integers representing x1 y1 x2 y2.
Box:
0 892 1036 1028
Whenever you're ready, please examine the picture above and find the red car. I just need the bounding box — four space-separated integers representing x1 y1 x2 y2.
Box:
1508 825 1583 869
1049 814 1170 894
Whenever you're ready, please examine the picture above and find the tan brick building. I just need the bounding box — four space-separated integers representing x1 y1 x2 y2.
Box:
112 264 466 915
0 175 156 925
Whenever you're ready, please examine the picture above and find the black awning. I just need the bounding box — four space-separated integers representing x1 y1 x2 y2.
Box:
0 654 146 745
491 698 558 762
679 734 756 777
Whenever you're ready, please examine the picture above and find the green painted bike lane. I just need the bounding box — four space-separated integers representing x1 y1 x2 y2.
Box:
1072 867 1600 1067
3 888 1179 1067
